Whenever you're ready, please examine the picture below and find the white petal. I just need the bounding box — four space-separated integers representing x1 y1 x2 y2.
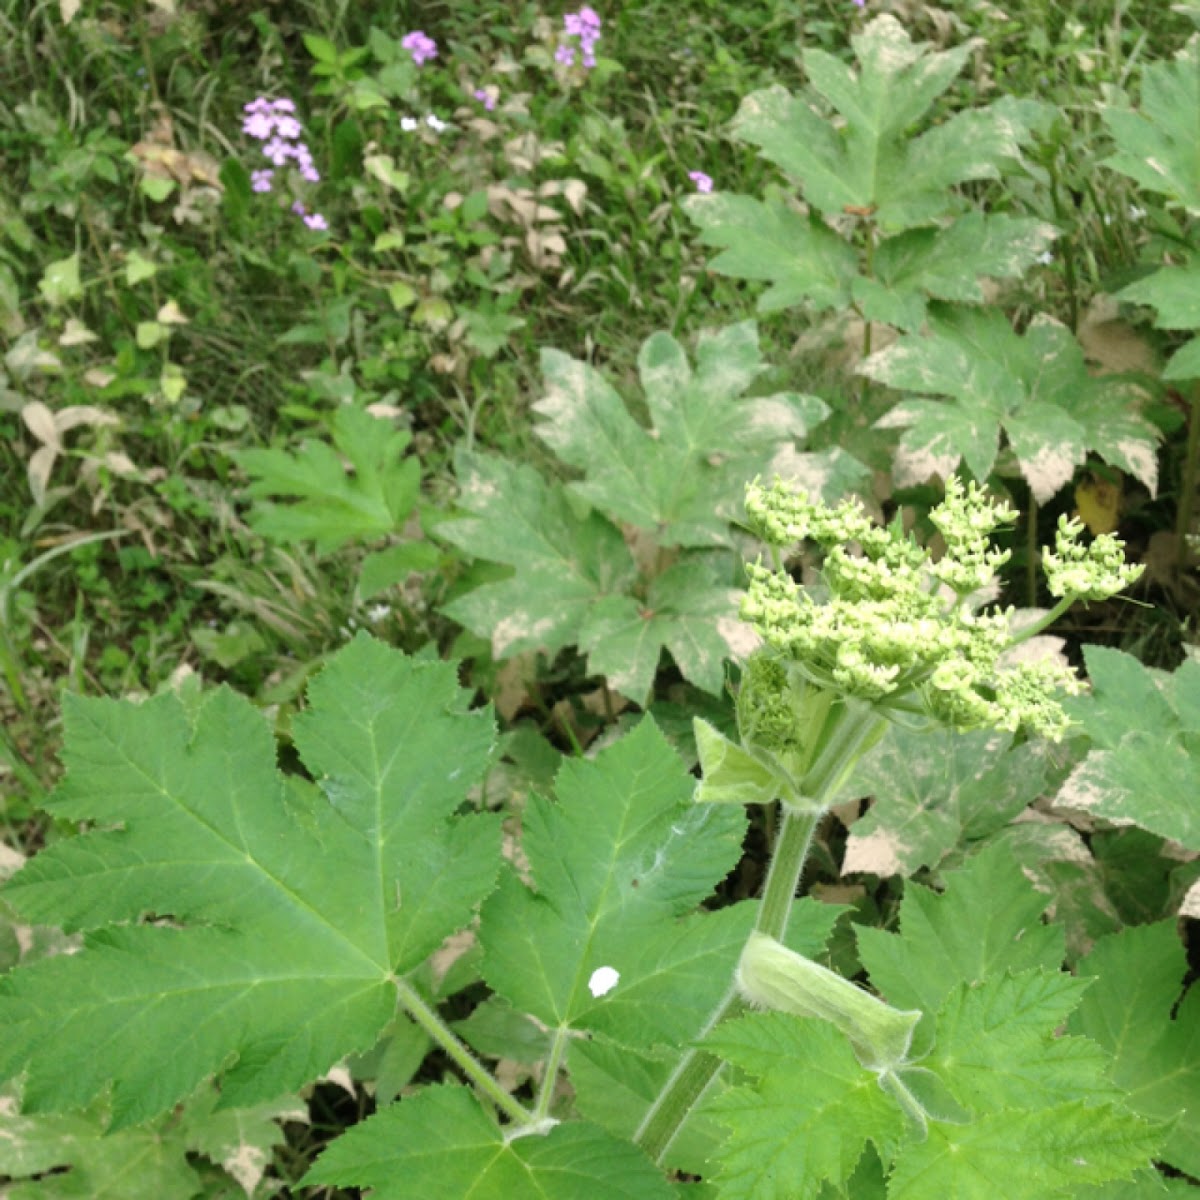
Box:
588 966 620 998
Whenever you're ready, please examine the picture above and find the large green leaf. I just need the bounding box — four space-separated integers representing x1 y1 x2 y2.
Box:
0 1085 299 1199
703 1014 907 1198
439 450 638 659
685 18 1045 328
1070 922 1200 1178
730 19 1028 230
235 405 423 553
855 841 1063 1016
535 322 829 548
305 1084 674 1199
577 557 745 704
1058 647 1200 850
842 727 1048 876
705 848 1159 1198
0 636 499 1127
865 307 1160 500
685 193 859 313
1104 43 1200 214
479 720 749 1051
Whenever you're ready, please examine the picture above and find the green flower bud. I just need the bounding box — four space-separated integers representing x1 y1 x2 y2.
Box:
736 933 921 1072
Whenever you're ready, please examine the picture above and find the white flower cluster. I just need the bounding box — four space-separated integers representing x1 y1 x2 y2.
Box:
740 477 1140 741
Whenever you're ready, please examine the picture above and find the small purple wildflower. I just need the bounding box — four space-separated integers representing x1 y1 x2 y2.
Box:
291 200 306 216
242 96 325 210
688 170 714 193
303 212 328 231
558 6 601 70
401 30 438 65
852 0 865 7
473 87 497 111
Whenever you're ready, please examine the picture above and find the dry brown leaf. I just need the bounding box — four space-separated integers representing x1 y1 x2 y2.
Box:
21 401 60 450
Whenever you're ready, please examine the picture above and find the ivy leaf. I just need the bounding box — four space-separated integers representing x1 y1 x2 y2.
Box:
866 307 1160 500
701 1014 907 1198
479 720 748 1053
234 406 422 553
842 727 1048 876
0 636 499 1127
1104 44 1200 214
855 841 1064 1016
439 450 638 659
534 322 829 548
1071 921 1200 1177
1058 647 1200 850
305 1084 674 1199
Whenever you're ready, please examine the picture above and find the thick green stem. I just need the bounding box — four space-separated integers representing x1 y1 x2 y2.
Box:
634 704 887 1165
395 976 533 1126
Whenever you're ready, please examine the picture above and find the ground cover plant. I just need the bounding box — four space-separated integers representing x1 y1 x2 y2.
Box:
1 0 1199 1195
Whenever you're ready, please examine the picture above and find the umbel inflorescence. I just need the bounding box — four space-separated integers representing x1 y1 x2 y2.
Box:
739 477 1143 742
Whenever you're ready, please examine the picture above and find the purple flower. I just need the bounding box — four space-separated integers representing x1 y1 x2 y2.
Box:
558 6 601 69
251 168 274 193
688 170 713 193
401 30 438 65
473 87 497 111
291 200 306 216
262 136 293 166
303 212 328 231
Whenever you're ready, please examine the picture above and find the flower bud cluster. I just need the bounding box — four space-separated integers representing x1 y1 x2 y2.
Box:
1043 515 1144 600
740 477 1139 741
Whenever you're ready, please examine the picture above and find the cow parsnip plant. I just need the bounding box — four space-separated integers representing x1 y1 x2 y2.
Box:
440 320 866 704
0 474 1169 1197
684 15 1056 333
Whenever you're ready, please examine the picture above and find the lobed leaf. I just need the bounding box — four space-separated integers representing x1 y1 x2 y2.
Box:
0 636 499 1127
479 720 749 1051
235 405 422 553
842 726 1048 876
865 307 1160 500
305 1084 674 1199
1104 44 1200 214
1071 921 1200 1177
1058 647 1200 851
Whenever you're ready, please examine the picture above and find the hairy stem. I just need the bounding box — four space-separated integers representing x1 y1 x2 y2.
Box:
634 704 885 1165
395 976 533 1125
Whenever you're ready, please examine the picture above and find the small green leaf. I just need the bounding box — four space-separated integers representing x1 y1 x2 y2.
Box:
37 253 82 308
303 32 339 64
123 250 158 286
235 406 422 553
